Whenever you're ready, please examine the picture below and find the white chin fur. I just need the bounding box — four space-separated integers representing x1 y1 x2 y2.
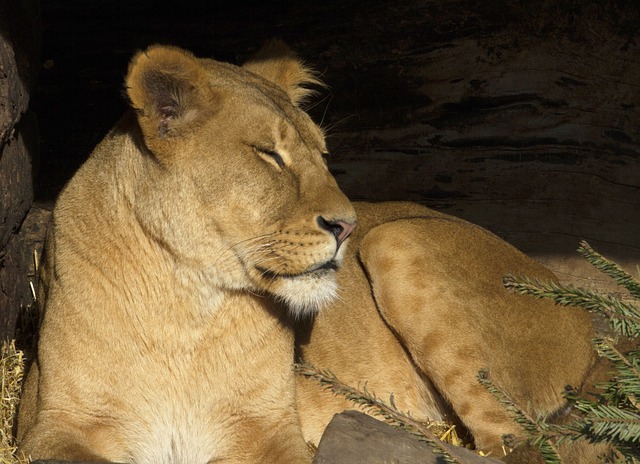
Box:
275 273 338 318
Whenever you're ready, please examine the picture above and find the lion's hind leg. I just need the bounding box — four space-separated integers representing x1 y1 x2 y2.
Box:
358 217 594 457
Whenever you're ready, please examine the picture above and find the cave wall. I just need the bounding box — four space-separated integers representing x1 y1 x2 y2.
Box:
0 0 41 340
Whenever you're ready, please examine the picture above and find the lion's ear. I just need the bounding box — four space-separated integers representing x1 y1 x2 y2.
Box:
126 45 217 146
243 39 322 106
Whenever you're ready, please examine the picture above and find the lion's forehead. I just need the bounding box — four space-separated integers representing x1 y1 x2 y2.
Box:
277 114 326 153
200 60 325 151
203 60 288 107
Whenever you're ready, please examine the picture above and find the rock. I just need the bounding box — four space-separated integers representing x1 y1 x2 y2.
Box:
313 410 502 464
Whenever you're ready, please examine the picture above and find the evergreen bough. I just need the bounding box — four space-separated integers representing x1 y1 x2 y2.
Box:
502 240 640 463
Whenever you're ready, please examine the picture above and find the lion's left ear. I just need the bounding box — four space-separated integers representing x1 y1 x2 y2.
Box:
243 39 322 106
126 45 219 153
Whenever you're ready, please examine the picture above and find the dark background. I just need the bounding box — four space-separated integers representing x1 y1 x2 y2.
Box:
25 0 640 294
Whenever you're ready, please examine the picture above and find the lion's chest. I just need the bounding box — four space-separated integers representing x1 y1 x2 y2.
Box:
123 402 229 464
113 343 237 464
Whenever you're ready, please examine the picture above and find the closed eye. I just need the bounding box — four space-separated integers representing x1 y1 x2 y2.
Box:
254 146 285 170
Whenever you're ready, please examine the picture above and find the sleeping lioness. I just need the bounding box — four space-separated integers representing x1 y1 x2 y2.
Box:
17 41 596 463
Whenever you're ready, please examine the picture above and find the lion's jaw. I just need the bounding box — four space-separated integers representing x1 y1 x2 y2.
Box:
237 226 352 317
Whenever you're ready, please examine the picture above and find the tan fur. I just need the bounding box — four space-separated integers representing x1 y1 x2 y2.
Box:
18 43 596 463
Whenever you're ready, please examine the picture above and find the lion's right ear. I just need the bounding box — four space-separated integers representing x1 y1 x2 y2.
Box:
126 45 217 149
243 39 322 106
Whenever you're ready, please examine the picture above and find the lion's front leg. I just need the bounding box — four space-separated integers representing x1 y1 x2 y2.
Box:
19 415 123 462
18 361 122 462
229 413 314 464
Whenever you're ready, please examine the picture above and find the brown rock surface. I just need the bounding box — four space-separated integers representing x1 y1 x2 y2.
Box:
313 410 502 464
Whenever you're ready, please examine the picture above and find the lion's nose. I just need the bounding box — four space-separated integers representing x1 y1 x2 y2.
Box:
317 216 357 249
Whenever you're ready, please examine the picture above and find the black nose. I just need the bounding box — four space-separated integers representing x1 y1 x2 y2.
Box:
317 216 356 249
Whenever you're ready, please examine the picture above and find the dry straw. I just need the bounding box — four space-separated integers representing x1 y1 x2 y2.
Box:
0 340 28 464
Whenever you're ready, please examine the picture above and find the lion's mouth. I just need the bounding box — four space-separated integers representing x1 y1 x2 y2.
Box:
256 259 339 280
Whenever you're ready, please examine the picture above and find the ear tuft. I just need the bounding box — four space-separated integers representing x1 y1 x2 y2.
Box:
243 39 323 106
125 45 216 143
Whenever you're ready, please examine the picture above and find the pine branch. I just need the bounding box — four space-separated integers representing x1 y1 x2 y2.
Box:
578 241 640 299
548 411 636 463
503 242 640 462
503 275 640 338
295 362 465 464
592 338 640 400
477 369 563 463
571 401 640 444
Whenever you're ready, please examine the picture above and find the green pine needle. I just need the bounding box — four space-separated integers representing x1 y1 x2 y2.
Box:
503 275 640 338
572 401 640 443
578 241 640 299
592 339 640 395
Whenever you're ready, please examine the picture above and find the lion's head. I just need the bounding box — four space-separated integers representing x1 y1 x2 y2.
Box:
123 41 356 316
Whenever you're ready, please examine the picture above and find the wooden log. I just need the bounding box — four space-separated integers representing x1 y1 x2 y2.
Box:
313 410 502 464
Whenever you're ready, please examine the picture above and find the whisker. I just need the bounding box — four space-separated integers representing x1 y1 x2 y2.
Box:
210 232 281 269
322 114 355 137
306 92 333 113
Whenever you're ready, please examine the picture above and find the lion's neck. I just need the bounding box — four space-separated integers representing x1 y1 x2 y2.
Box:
53 179 228 323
